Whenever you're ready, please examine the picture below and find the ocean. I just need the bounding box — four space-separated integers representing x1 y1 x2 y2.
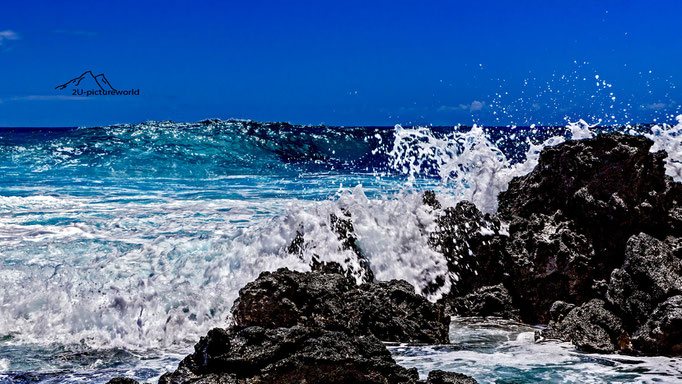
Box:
1 119 681 383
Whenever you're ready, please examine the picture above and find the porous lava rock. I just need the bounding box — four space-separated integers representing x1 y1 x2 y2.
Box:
232 266 450 344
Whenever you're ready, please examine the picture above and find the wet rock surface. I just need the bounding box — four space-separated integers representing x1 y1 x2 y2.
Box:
632 295 682 354
232 266 450 344
159 265 475 383
106 379 143 384
507 135 682 354
498 133 682 323
606 233 682 328
231 266 354 332
158 325 478 384
504 212 598 322
444 284 519 320
548 301 575 323
426 133 682 355
158 326 422 384
538 299 627 353
426 370 479 384
535 232 682 355
498 133 680 231
287 210 375 284
428 201 508 296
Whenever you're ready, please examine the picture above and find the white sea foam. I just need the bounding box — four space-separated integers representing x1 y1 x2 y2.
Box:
0 195 308 350
391 318 682 383
386 124 569 212
647 115 682 181
2 119 682 365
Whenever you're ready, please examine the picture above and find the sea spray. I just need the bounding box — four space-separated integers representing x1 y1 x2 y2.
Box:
2 120 682 381
647 115 682 180
386 124 573 212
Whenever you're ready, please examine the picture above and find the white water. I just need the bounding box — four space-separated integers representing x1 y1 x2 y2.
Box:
392 318 682 383
2 119 682 383
647 115 682 181
3 119 682 350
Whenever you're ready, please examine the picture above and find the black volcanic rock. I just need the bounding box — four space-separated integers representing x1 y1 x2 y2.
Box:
504 212 597 323
606 233 682 328
426 370 478 384
537 233 682 354
538 299 627 353
159 326 477 384
445 284 519 320
498 133 678 229
495 133 682 323
160 264 478 384
329 210 375 283
632 295 682 354
548 301 576 323
422 190 442 210
428 200 509 297
106 379 141 384
232 267 354 332
232 266 449 344
498 132 682 260
347 279 450 343
421 133 682 356
158 326 420 384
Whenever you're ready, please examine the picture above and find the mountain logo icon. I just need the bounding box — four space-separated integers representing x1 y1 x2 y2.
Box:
55 71 116 91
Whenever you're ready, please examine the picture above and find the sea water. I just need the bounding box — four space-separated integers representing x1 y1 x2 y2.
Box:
1 119 682 383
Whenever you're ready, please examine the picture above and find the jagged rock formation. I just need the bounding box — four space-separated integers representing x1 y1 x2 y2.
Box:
632 295 682 354
106 379 143 384
158 326 422 384
428 200 509 296
498 133 682 323
156 265 475 383
606 234 682 330
232 266 450 344
116 325 473 384
540 233 682 354
426 133 682 355
425 370 478 384
537 299 628 353
445 284 519 320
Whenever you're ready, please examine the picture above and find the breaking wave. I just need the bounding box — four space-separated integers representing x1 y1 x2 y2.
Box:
1 117 682 381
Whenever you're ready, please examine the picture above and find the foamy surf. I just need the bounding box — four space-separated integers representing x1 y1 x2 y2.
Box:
1 118 682 382
391 318 682 383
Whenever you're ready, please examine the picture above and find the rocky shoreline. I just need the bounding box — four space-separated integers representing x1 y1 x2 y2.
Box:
110 265 475 384
110 133 682 383
439 133 682 355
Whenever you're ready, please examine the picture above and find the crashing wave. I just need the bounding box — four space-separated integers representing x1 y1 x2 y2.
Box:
1 117 682 353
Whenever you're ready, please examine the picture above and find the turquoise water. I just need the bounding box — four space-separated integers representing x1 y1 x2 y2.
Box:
1 120 681 383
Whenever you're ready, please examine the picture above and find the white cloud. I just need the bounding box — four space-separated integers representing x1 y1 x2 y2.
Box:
0 30 19 46
469 100 485 111
440 100 487 113
644 102 667 110
456 100 486 112
437 105 459 112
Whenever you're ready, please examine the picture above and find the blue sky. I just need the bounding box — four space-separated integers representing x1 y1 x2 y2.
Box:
0 0 681 127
